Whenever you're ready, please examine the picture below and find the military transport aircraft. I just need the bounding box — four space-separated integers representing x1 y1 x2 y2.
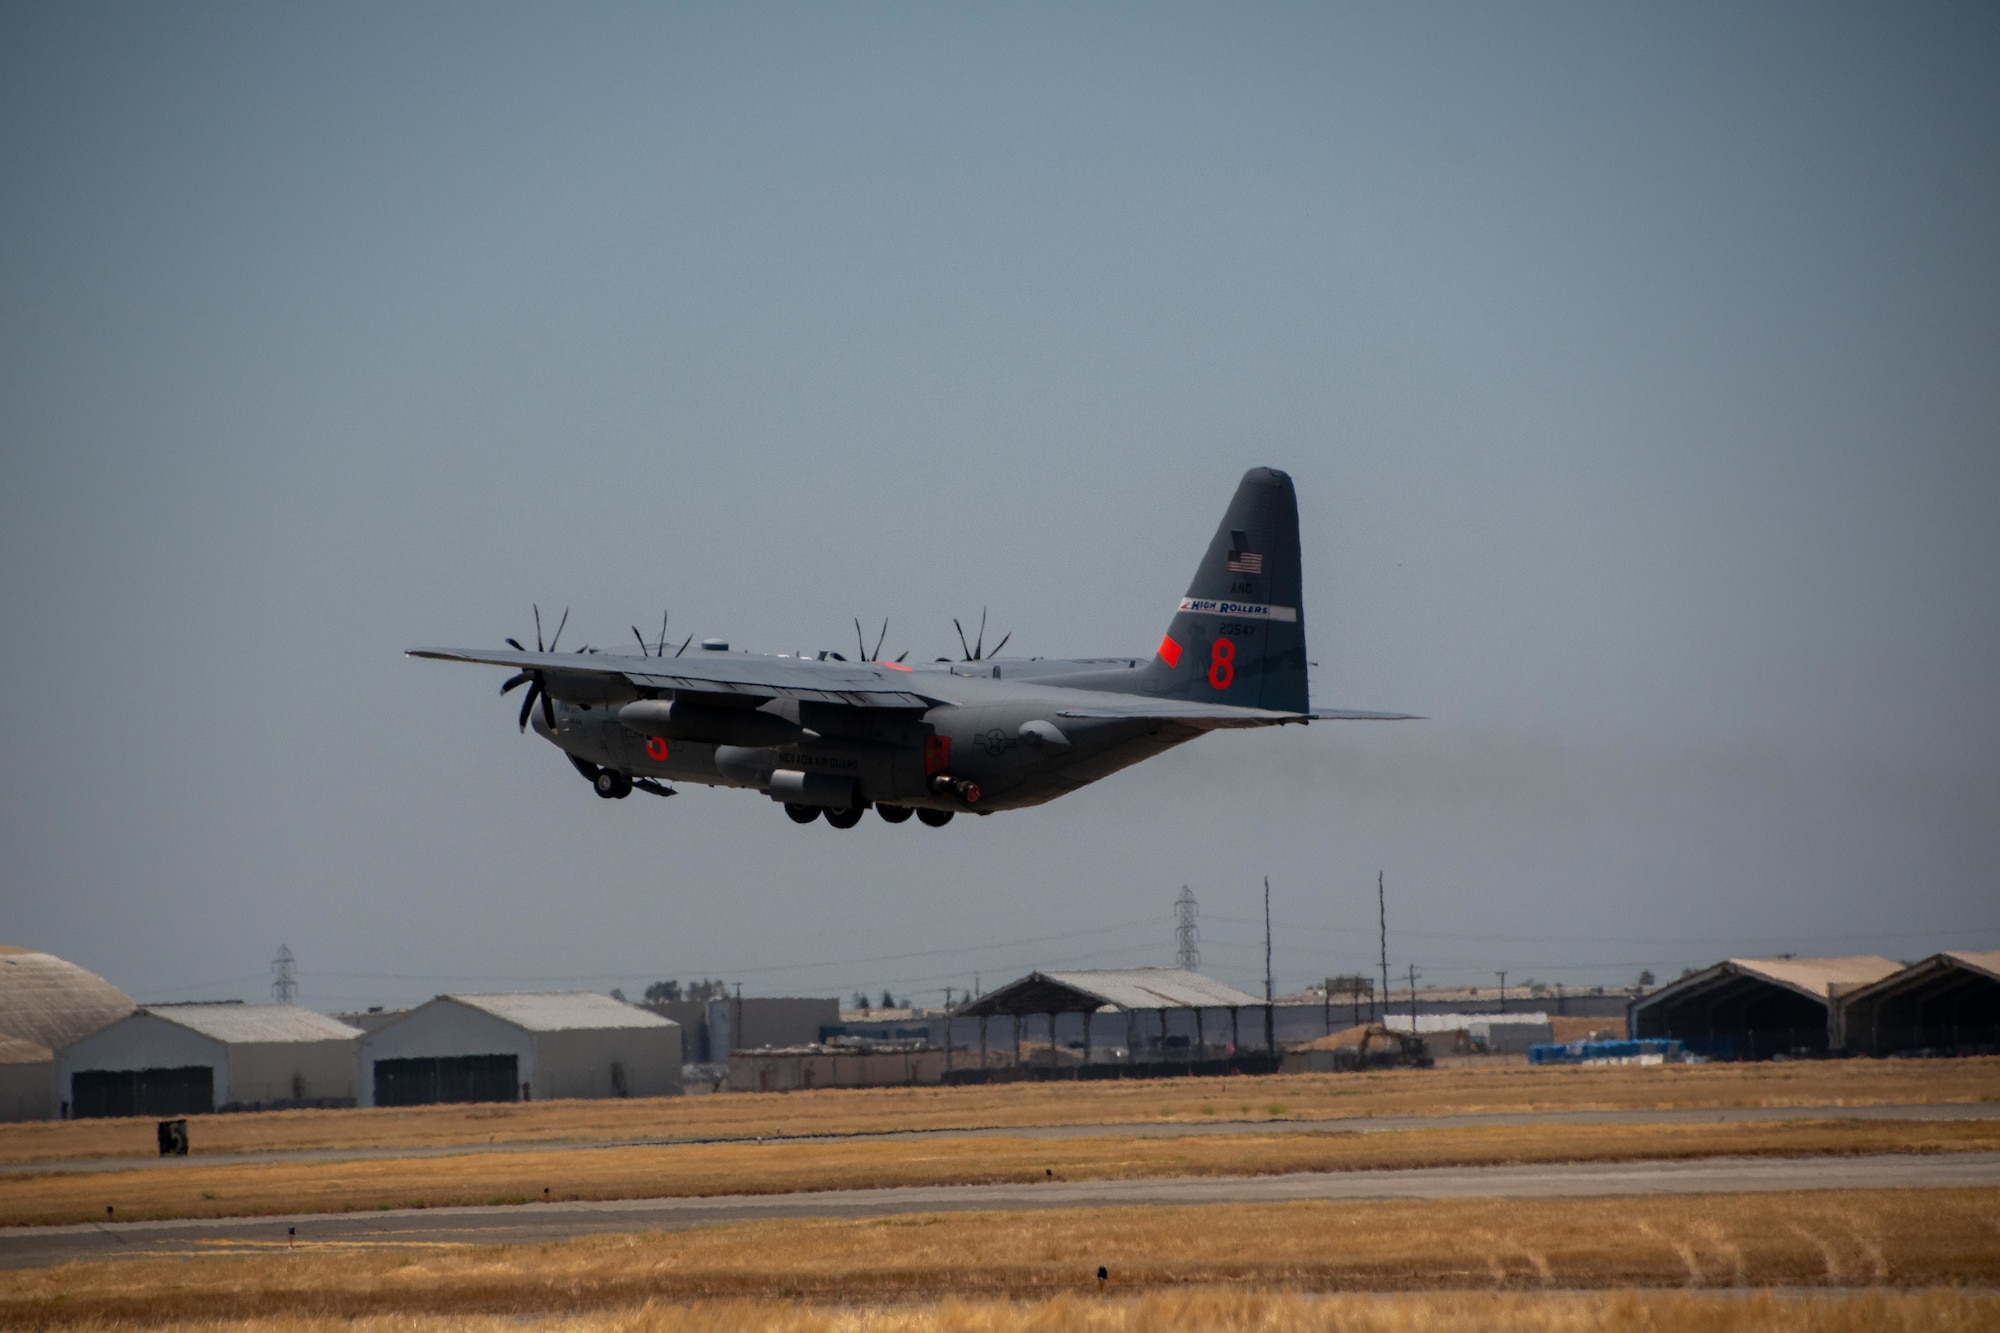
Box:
410 468 1414 827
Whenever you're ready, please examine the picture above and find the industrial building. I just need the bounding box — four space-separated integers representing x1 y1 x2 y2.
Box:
949 968 1273 1080
1836 951 2000 1057
359 992 680 1106
0 946 134 1121
646 996 839 1062
56 1003 362 1117
1629 955 1900 1059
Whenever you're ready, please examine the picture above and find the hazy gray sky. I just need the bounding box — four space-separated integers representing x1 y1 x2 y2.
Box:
4 3 1996 1010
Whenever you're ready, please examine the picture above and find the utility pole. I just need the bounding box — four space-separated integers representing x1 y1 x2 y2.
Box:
1408 963 1421 1034
270 945 297 1004
1496 970 1507 1015
1263 876 1275 1055
1377 872 1389 1026
1174 886 1200 970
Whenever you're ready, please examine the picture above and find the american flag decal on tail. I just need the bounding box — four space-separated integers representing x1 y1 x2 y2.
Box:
1226 549 1263 574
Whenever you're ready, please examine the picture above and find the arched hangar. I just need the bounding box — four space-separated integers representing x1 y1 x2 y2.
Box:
1629 955 1899 1059
1837 951 2000 1057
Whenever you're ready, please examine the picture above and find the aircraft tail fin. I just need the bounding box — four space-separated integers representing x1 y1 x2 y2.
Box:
1139 467 1309 715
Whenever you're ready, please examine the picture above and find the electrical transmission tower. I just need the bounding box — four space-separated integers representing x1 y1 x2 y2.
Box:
1173 886 1200 970
270 945 297 1004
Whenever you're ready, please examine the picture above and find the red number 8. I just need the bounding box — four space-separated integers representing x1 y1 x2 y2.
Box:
1208 638 1235 690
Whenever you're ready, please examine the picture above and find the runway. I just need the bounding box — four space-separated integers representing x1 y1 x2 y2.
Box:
5 1100 1993 1177
4 1151 1995 1270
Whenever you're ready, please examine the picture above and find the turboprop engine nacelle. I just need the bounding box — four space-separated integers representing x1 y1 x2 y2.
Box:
618 699 816 749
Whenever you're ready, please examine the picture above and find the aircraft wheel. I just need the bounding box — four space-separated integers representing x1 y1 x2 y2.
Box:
875 804 914 824
824 804 866 829
784 802 821 824
594 770 632 799
917 808 954 827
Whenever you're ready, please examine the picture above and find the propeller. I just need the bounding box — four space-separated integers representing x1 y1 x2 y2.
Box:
850 617 909 664
499 604 566 732
632 610 670 657
952 607 1011 661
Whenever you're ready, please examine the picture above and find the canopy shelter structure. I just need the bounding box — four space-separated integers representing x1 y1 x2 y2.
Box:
1629 955 1899 1060
947 968 1273 1082
1836 951 2000 1057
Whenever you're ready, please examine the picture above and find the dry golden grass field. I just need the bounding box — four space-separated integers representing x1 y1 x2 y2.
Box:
8 1290 1998 1333
4 1057 1994 1165
6 1117 1996 1227
15 1288 2000 1328
4 1190 1997 1325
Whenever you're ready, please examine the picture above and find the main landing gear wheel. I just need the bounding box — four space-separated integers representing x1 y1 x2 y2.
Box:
784 803 821 824
824 804 866 829
593 770 632 799
917 808 954 827
875 804 914 824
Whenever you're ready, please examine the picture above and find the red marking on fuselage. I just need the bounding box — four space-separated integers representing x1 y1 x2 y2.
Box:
878 660 912 672
924 734 952 776
1158 634 1183 668
645 736 669 761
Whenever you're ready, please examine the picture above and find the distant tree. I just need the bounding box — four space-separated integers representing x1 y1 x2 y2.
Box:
1637 969 1657 987
686 979 728 1002
881 988 897 1009
853 991 871 1012
644 980 682 1004
609 988 627 1003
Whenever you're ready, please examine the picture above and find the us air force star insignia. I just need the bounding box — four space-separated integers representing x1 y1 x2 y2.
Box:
975 728 1016 757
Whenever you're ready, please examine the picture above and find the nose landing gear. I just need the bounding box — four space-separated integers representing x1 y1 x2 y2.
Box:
593 770 633 800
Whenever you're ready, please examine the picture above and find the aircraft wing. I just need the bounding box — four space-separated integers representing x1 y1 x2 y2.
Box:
407 647 948 709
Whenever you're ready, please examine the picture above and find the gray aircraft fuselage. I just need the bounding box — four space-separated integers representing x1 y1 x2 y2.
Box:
533 652 1229 815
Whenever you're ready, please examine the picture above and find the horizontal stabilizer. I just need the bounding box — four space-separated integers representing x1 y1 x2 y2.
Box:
1310 708 1424 721
1054 698 1307 729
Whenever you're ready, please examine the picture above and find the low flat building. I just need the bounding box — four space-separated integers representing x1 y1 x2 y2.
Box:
1375 1013 1555 1054
332 1008 408 1034
1630 956 1900 1059
1836 951 2000 1056
56 1003 362 1117
359 993 680 1107
728 1042 943 1092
